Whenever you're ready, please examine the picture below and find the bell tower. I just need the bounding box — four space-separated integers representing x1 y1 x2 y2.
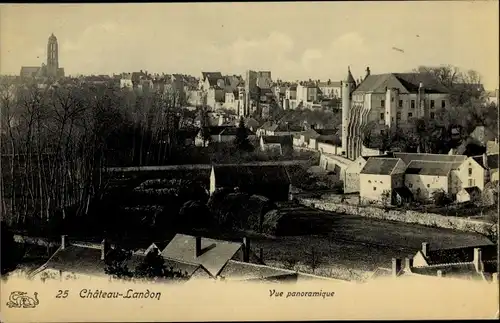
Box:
47 33 59 78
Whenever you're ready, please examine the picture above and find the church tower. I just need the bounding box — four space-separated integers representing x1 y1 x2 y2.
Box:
341 66 356 157
47 33 59 78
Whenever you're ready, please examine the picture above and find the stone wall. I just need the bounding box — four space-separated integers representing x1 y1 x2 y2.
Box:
298 198 497 236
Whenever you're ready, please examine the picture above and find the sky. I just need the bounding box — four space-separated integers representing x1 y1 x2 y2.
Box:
1 2 499 90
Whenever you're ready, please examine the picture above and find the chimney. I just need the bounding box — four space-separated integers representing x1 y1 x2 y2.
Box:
242 237 250 262
404 257 413 270
422 242 429 257
61 235 68 250
473 247 483 272
437 269 445 278
195 236 202 258
392 258 402 277
365 67 371 79
101 239 109 261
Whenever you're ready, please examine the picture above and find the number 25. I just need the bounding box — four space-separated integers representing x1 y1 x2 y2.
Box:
56 290 68 298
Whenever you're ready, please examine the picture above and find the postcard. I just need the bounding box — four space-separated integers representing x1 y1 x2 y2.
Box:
0 2 499 322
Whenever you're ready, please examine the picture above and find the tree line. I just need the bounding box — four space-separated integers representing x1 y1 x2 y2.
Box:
0 79 187 228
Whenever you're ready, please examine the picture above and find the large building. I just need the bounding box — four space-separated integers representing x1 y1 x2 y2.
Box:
341 67 450 160
20 33 65 79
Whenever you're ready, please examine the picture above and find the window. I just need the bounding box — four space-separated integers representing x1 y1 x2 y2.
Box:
396 112 401 120
408 183 413 188
408 112 413 118
380 130 384 134
411 100 415 109
373 187 377 191
399 100 403 108
368 180 372 183
380 113 384 120
441 100 446 108
430 112 435 119
381 100 385 107
468 179 474 186
468 168 472 176
427 184 430 188
430 100 435 108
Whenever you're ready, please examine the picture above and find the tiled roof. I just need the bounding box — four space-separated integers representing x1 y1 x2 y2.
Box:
202 126 233 136
20 66 41 77
393 152 466 165
487 154 499 169
244 117 260 129
354 73 449 94
315 129 337 136
261 135 293 146
410 263 486 281
360 157 401 175
219 127 255 136
463 186 482 195
318 81 342 87
275 123 303 132
259 122 279 132
202 72 223 87
219 260 297 281
405 160 455 176
424 244 497 266
161 234 242 277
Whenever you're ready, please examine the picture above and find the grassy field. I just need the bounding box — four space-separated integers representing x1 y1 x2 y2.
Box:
203 203 494 281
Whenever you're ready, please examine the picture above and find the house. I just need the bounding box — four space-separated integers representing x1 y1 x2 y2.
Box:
175 128 199 146
260 135 293 155
209 165 291 201
217 127 257 143
160 234 250 278
456 155 490 192
343 155 390 194
482 181 499 206
486 139 499 155
393 152 468 196
194 126 233 146
486 89 498 106
310 131 341 151
487 154 499 182
373 249 498 284
344 69 452 160
242 117 260 132
456 186 482 203
404 160 458 201
30 236 200 282
407 242 498 282
359 157 406 204
469 126 498 147
317 80 342 99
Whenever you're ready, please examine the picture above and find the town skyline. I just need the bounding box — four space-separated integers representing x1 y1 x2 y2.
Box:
1 2 499 89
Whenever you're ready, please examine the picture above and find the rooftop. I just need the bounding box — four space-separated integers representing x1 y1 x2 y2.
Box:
405 160 456 176
354 73 449 94
161 234 243 277
360 157 402 175
423 244 497 266
393 152 467 165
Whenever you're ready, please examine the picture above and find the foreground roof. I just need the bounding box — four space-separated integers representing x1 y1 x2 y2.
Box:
161 234 242 277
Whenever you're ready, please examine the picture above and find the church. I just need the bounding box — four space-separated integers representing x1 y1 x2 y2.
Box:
20 33 65 79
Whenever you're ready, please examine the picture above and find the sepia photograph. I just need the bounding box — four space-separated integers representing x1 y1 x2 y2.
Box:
0 2 499 321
